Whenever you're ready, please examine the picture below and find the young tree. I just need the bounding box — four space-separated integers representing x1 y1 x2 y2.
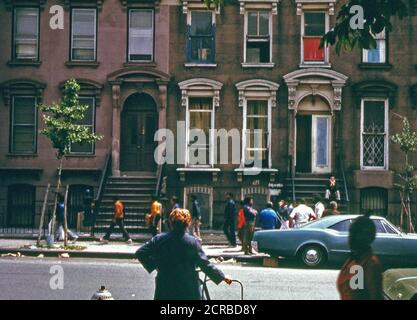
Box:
321 0 408 54
38 79 102 244
391 117 417 233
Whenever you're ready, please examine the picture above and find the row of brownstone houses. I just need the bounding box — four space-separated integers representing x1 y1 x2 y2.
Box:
1 0 417 231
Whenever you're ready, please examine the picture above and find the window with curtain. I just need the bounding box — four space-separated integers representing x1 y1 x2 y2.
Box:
70 97 95 154
245 100 269 168
188 97 213 166
362 30 386 64
245 11 270 63
361 100 387 169
128 9 154 62
360 188 388 217
13 7 39 60
71 8 96 61
303 12 325 62
187 11 215 63
10 96 37 154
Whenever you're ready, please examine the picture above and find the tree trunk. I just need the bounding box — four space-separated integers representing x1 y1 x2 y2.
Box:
63 185 69 247
50 157 64 243
37 183 51 246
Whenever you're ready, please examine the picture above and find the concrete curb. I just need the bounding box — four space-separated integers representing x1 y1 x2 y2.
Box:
0 248 265 263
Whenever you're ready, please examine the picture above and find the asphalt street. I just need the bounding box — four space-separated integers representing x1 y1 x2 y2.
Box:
0 257 339 300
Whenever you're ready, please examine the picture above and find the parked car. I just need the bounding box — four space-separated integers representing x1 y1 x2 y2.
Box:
252 215 417 268
383 269 417 300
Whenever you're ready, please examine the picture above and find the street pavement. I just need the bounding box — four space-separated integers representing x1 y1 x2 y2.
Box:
0 257 340 300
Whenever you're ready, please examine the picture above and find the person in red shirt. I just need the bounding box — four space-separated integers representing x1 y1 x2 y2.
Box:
337 213 383 300
101 197 132 244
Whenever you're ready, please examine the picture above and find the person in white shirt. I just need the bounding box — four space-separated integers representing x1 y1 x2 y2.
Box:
313 194 325 219
289 199 315 228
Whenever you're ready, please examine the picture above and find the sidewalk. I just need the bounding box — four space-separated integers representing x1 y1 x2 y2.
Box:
0 238 267 263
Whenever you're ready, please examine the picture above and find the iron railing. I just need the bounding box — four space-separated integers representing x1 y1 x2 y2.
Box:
288 155 296 201
0 205 50 236
92 153 112 224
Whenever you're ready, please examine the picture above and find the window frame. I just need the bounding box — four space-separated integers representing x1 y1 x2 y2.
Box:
242 98 272 169
185 96 215 168
127 8 155 63
69 96 96 155
10 95 38 154
360 98 389 170
186 10 216 64
362 29 387 64
300 10 329 66
12 6 40 61
70 7 97 62
243 10 273 65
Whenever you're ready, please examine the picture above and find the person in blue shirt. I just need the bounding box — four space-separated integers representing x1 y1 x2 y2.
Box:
258 202 280 230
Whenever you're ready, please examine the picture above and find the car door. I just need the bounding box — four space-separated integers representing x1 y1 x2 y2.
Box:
372 219 404 265
326 219 351 262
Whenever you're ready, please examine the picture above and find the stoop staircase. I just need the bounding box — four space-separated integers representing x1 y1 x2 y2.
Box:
93 174 157 234
283 173 349 214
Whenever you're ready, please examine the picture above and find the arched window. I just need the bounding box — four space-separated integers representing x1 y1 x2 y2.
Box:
360 187 388 217
7 184 36 227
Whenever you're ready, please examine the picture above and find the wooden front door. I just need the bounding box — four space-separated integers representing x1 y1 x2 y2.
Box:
121 94 157 172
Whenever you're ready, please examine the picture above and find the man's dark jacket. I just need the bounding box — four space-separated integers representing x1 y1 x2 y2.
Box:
136 231 225 300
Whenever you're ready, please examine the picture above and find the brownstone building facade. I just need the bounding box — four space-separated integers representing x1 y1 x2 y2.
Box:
1 0 416 231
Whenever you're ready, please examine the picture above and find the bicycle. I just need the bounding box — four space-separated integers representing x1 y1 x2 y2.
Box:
198 271 244 300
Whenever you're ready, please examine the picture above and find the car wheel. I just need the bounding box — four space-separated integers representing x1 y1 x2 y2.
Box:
300 245 327 268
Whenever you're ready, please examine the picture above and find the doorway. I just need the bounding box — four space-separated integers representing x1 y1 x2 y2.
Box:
120 93 157 172
296 115 331 173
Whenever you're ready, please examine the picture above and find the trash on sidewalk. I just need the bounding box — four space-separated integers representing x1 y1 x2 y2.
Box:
59 253 70 258
1 252 23 257
262 257 279 268
37 254 44 259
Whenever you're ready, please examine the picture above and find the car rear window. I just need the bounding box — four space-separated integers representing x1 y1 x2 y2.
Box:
328 219 352 232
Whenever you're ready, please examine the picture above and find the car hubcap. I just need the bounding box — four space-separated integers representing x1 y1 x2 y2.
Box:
304 248 321 265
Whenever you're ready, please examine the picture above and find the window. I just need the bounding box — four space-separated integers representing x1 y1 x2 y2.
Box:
362 30 386 64
187 97 214 166
302 12 326 63
7 184 36 228
244 100 270 168
10 96 37 154
128 9 154 62
70 97 95 154
187 11 215 64
328 219 352 232
373 220 388 234
361 100 388 169
71 8 97 61
360 187 388 217
244 11 271 64
13 7 39 60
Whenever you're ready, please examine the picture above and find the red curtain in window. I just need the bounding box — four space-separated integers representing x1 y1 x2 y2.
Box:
303 37 325 61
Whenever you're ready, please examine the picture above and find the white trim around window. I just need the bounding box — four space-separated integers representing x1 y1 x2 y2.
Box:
241 98 272 168
128 8 154 62
71 8 97 62
360 98 389 170
300 10 330 67
69 96 96 155
185 96 215 168
242 10 274 67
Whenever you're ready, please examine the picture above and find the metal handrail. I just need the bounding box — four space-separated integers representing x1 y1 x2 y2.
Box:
155 163 165 198
94 153 112 214
289 155 296 201
338 147 350 203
